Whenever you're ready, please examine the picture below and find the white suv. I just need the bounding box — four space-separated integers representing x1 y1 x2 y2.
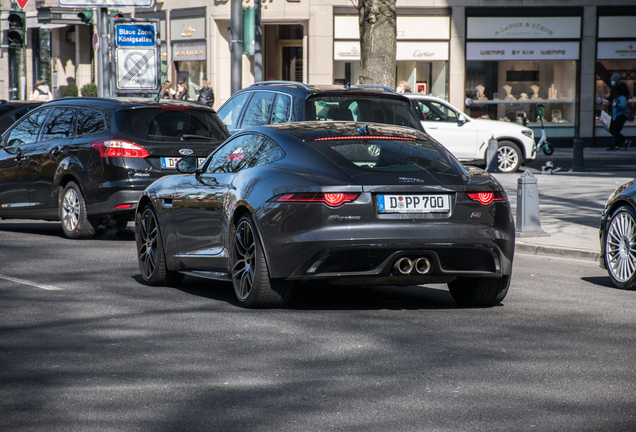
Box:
404 94 535 172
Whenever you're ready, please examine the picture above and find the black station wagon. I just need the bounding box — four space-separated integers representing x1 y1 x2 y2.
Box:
0 97 229 238
216 81 424 134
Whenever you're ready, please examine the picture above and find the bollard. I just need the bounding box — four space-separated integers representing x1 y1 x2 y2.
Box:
571 135 585 172
516 171 548 237
486 135 499 172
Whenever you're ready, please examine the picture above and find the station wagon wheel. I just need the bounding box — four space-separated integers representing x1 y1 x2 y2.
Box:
497 141 522 173
447 275 510 307
59 182 95 239
136 203 184 287
231 214 292 308
605 205 636 289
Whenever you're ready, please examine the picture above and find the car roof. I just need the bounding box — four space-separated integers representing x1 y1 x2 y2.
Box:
38 97 212 110
237 81 414 101
248 121 427 142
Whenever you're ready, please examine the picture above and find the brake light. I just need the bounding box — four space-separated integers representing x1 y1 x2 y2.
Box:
313 136 416 142
275 192 360 207
467 192 507 206
157 106 189 111
91 140 150 158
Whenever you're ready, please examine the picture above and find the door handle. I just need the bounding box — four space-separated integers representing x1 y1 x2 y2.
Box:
50 146 62 157
14 149 24 161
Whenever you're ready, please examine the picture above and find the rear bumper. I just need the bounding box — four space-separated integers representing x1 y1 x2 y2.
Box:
86 190 142 219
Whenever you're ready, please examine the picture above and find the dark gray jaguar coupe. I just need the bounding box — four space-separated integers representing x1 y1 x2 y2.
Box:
135 122 515 308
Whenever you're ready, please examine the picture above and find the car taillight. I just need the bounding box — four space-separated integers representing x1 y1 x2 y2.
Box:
275 192 360 208
91 140 150 158
467 192 507 206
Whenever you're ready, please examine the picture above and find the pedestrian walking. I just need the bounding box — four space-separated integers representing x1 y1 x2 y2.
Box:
29 79 53 101
197 78 215 107
396 81 412 94
175 80 189 100
161 81 175 99
603 73 632 151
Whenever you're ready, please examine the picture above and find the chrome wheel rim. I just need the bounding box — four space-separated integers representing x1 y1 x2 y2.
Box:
61 188 80 232
137 209 158 278
232 220 256 300
606 211 636 283
498 146 518 172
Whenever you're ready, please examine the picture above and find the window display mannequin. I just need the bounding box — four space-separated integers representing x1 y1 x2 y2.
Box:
530 85 541 100
475 85 487 100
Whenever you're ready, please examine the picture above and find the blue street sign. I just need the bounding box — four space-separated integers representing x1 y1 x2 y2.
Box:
116 24 155 47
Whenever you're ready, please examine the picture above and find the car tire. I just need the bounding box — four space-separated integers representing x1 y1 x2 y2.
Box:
136 203 184 287
497 141 522 173
447 275 510 307
59 182 96 239
231 214 293 308
604 205 636 289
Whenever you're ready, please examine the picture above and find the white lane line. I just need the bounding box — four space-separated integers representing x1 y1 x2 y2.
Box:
0 274 63 291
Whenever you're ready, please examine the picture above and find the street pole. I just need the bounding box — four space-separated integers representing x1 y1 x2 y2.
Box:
100 7 110 97
254 0 262 83
230 0 243 94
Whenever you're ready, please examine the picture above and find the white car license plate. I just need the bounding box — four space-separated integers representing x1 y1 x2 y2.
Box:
161 157 206 169
377 194 450 213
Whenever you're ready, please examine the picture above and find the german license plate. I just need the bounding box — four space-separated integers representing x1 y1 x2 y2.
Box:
377 194 450 213
161 157 206 169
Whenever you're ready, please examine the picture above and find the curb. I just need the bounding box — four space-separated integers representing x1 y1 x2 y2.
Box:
515 242 601 262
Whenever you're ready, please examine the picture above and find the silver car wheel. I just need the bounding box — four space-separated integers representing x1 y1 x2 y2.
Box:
606 209 636 283
497 145 519 173
61 187 81 232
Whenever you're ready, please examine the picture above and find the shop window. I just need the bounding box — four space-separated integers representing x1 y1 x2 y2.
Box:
465 60 578 137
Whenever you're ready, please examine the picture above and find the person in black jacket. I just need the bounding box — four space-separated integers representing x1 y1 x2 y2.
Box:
197 78 215 107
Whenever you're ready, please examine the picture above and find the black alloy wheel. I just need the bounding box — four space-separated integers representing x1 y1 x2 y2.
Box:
605 205 636 289
136 203 184 287
231 214 292 308
59 182 96 239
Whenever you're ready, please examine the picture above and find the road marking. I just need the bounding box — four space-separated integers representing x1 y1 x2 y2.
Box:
0 273 63 291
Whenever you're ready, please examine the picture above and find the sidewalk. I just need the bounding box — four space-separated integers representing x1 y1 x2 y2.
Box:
493 147 636 261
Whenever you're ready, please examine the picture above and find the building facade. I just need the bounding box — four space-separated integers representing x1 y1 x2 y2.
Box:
1 0 634 146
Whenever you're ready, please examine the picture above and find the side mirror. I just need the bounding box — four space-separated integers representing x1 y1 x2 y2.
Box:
458 114 468 125
176 156 199 174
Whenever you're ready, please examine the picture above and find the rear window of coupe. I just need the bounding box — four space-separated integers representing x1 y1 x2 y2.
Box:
115 107 228 142
307 137 458 175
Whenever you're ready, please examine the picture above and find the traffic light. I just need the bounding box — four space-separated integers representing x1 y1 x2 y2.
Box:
77 8 93 25
7 10 26 47
110 10 124 18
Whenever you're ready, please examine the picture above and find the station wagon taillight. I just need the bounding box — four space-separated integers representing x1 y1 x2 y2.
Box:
91 140 150 158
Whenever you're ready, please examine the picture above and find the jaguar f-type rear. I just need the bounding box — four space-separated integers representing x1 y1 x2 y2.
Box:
135 122 515 308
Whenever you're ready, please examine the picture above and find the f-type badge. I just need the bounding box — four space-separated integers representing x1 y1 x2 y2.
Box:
179 149 194 155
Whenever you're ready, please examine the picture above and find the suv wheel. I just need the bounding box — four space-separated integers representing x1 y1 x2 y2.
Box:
59 182 96 239
497 141 522 173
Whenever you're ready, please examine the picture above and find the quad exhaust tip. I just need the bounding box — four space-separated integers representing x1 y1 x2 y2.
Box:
394 257 413 275
413 257 431 274
393 257 431 275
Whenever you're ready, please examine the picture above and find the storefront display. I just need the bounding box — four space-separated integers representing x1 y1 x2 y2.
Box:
464 14 581 138
170 13 206 100
334 14 449 99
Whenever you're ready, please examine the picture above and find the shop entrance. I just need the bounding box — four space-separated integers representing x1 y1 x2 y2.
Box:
263 24 304 82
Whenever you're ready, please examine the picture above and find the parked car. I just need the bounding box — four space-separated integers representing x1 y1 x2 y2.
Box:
135 121 515 309
216 81 424 134
599 180 636 289
0 97 229 239
404 94 536 173
0 100 45 135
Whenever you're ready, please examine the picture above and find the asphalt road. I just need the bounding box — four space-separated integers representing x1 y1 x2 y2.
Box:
1 220 636 432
